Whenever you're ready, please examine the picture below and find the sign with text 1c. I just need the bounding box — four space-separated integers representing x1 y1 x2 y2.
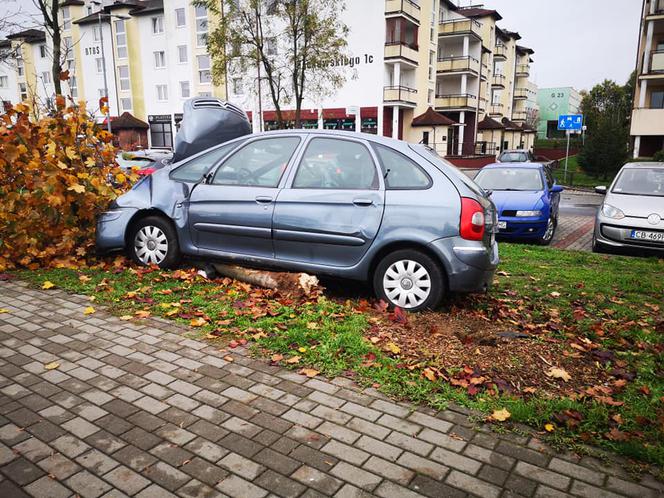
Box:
558 114 583 131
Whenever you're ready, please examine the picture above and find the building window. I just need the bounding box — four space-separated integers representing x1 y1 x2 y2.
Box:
69 76 77 98
17 59 24 76
150 122 172 148
156 84 168 101
232 78 243 94
64 36 74 63
0 76 7 88
118 65 130 90
652 90 664 109
197 54 211 83
180 81 190 98
177 45 188 63
62 7 71 30
198 91 212 97
121 97 132 110
98 88 107 98
152 16 164 34
175 8 186 27
93 26 101 42
428 88 433 104
195 6 208 47
19 83 27 100
96 58 104 73
115 20 127 58
154 51 166 68
39 45 47 58
42 71 52 84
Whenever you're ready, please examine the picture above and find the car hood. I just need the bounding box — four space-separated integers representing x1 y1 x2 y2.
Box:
490 190 545 213
605 192 664 218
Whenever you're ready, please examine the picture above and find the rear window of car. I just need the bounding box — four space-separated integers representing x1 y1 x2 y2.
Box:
373 144 431 189
499 152 529 162
169 140 246 183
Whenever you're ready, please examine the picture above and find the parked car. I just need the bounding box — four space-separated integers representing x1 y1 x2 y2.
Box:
473 162 563 245
96 130 499 311
497 149 535 163
592 162 664 254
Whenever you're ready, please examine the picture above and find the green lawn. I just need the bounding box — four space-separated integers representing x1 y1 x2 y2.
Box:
553 155 616 189
18 244 664 469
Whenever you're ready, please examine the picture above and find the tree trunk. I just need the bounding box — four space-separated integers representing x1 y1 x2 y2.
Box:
49 0 62 95
212 264 321 298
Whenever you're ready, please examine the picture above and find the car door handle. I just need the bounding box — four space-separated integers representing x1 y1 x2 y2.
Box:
255 196 273 204
353 198 374 207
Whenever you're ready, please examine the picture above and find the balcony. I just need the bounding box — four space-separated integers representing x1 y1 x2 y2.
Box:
437 55 480 75
489 103 504 116
512 111 528 122
515 64 530 77
385 0 421 25
514 87 528 100
631 108 664 136
438 18 482 40
383 85 418 107
494 44 507 59
435 93 477 110
384 42 419 66
492 73 506 88
650 50 664 73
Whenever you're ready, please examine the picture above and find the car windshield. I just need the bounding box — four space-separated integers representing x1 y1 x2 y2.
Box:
499 152 528 162
611 168 664 197
474 168 543 191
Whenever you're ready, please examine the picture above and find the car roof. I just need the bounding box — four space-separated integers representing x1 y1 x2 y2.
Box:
621 162 664 169
500 149 530 154
482 162 546 169
241 129 413 150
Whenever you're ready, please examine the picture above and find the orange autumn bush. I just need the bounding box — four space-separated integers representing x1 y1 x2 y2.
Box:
0 97 134 270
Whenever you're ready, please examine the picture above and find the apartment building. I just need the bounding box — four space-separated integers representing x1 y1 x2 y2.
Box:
631 0 664 158
536 87 581 139
0 0 537 156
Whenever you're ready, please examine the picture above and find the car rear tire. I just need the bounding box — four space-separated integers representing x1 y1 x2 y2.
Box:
128 216 181 268
373 249 444 312
539 216 557 246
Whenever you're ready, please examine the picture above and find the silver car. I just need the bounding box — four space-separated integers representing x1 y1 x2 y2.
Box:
592 162 664 254
97 130 499 311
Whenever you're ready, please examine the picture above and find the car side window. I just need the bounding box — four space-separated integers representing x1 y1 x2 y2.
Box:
292 138 379 190
169 140 245 182
544 168 554 189
212 137 300 187
373 144 431 189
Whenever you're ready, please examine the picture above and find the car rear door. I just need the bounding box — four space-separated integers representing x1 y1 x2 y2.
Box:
187 136 302 258
272 136 385 267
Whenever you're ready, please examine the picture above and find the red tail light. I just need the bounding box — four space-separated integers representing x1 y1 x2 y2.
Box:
137 167 156 176
460 197 485 241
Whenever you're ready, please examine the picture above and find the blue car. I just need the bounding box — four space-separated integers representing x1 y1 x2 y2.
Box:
473 162 563 244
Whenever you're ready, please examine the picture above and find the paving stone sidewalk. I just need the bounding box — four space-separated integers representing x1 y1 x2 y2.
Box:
0 280 662 498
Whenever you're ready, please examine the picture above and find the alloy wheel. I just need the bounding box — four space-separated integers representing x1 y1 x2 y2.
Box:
543 217 555 242
382 259 432 309
134 226 169 265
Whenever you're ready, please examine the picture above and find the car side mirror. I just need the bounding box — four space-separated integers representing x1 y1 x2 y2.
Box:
595 186 607 195
551 185 564 193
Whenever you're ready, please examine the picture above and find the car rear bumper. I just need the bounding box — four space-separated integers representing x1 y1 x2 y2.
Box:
95 208 137 254
429 237 499 293
496 218 548 239
594 216 664 252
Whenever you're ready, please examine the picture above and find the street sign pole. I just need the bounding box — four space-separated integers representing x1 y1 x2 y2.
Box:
564 130 571 183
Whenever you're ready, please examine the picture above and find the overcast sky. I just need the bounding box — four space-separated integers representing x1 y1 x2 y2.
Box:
471 0 642 91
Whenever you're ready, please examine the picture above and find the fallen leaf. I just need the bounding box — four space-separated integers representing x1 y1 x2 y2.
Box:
42 281 55 289
306 322 319 329
119 315 133 320
385 342 401 354
223 355 234 362
83 307 95 315
44 362 60 370
271 354 284 362
299 368 319 378
78 275 91 283
190 317 207 327
549 291 561 298
286 355 301 364
423 368 437 382
545 367 571 382
0 308 9 314
134 310 151 319
491 408 511 422
544 423 555 432
298 347 307 353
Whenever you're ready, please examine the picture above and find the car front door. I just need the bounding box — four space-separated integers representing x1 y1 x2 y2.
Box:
187 136 302 258
272 136 385 267
544 167 561 216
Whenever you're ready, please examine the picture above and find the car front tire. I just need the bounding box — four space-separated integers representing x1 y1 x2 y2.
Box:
128 216 181 268
539 216 557 245
373 249 445 312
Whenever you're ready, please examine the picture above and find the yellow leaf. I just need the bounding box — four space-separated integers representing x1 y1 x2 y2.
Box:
85 156 96 167
78 275 91 282
135 310 151 319
423 368 437 382
385 342 400 354
544 423 555 432
165 309 179 316
44 362 60 370
545 367 571 382
0 308 9 314
286 355 301 364
57 160 69 170
190 317 207 327
83 306 95 315
67 184 85 194
306 322 318 329
42 281 55 289
299 368 319 378
46 141 56 156
491 408 511 422
119 315 133 320
65 146 77 160
115 173 126 183
298 347 307 353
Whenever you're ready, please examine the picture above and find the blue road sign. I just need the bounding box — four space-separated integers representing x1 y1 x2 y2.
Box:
558 114 583 131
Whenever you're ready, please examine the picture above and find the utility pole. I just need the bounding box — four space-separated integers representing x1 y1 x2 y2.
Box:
255 3 263 132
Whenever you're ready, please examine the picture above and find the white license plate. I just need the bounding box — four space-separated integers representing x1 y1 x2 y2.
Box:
630 230 664 243
498 221 507 230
